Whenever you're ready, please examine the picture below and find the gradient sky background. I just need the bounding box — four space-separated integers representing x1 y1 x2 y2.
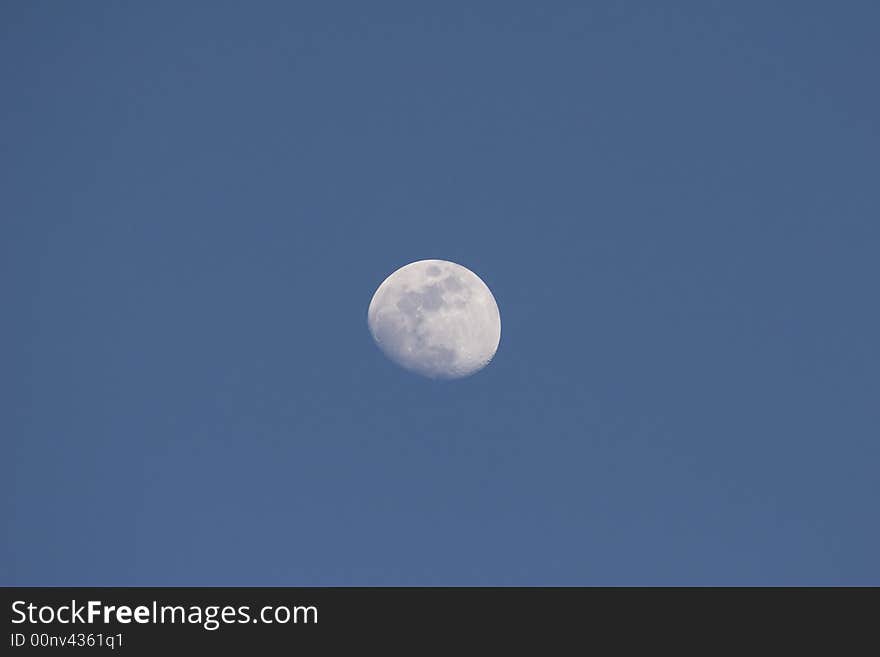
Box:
3 1 878 585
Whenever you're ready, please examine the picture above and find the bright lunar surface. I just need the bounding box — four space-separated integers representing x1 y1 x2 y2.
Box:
368 260 501 379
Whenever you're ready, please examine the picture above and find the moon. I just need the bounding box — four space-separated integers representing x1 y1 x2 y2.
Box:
367 259 501 379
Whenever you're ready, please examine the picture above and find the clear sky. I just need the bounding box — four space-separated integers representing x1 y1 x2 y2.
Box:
3 1 878 585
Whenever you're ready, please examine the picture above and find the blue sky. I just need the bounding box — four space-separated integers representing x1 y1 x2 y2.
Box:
2 1 878 585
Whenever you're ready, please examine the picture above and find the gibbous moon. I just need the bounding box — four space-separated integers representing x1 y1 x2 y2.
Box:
368 260 501 379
